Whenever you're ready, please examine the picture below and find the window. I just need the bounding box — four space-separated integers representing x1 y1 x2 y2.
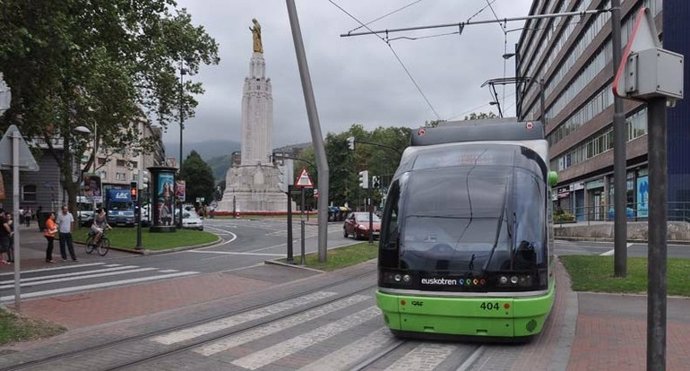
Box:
22 184 37 202
115 172 126 181
97 157 106 165
116 159 126 167
99 171 107 180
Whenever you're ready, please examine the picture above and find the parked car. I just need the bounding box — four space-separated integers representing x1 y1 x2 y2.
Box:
343 212 381 240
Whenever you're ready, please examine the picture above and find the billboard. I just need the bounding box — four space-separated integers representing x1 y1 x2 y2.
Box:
83 174 102 203
637 175 649 218
175 180 186 202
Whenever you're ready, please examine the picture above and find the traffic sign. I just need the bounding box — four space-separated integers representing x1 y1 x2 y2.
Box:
294 168 314 188
0 125 39 171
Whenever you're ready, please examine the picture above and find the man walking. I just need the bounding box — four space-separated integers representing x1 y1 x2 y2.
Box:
56 205 78 262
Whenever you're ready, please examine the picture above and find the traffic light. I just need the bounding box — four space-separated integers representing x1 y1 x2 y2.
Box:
347 136 355 150
130 181 138 201
371 176 380 189
358 170 369 189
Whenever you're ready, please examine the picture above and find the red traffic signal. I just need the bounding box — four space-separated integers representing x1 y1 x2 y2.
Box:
130 182 138 201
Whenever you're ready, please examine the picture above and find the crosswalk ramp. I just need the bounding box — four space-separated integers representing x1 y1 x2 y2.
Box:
150 290 475 370
0 262 198 302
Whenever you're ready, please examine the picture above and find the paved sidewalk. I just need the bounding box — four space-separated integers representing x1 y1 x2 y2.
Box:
2 227 690 370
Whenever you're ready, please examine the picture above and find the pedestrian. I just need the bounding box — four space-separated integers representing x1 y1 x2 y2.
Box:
36 206 43 231
43 212 58 263
6 212 14 263
0 210 13 264
25 207 32 227
56 205 78 262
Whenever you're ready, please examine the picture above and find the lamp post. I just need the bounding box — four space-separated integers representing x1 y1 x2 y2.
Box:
73 124 98 214
178 63 186 228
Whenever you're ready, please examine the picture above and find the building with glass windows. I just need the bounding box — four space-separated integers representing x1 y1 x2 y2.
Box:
516 0 688 222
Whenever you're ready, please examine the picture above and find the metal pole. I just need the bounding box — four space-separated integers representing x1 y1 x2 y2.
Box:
368 187 373 244
287 185 294 263
611 0 627 277
136 171 142 249
233 195 236 218
287 0 330 263
12 130 21 312
300 187 306 265
647 97 667 371
178 63 185 228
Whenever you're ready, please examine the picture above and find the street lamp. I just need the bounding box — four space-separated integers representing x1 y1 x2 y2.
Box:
73 124 98 213
178 62 187 228
0 72 11 116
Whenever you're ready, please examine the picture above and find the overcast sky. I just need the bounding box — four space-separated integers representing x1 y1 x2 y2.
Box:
165 0 533 147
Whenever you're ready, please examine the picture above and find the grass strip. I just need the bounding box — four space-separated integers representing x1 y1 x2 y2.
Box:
72 227 218 251
560 255 690 297
283 242 378 271
0 309 65 345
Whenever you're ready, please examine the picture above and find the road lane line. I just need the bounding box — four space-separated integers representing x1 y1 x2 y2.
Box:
0 267 158 289
151 291 338 345
195 295 371 356
384 343 457 371
0 271 199 302
187 250 283 257
231 306 381 370
0 265 140 285
299 327 394 371
600 242 633 256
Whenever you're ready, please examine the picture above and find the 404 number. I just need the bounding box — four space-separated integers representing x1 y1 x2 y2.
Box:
480 302 501 311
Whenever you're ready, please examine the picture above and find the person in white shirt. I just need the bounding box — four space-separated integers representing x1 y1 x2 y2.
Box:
56 205 78 262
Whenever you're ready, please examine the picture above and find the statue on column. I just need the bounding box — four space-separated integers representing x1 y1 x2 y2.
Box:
250 18 263 54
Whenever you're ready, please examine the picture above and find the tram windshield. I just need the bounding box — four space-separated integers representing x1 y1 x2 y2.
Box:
382 145 547 273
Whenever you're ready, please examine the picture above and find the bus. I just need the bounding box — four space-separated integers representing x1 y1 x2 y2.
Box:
376 119 558 340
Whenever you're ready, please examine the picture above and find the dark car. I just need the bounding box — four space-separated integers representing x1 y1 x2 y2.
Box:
343 212 381 240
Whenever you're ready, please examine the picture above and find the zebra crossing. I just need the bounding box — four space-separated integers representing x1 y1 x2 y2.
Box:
150 290 477 370
0 262 198 302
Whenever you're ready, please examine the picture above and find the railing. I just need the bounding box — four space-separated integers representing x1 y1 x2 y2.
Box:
555 201 690 226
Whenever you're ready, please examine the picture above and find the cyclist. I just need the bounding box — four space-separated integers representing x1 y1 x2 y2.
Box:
90 208 112 246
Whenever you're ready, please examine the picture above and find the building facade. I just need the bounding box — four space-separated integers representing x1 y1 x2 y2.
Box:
516 0 688 221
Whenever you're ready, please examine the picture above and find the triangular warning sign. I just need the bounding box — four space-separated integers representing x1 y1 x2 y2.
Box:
295 168 313 188
0 125 39 171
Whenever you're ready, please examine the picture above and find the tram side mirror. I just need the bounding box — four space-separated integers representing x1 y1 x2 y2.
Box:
548 171 558 187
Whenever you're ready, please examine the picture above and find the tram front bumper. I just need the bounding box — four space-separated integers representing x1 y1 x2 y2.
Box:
376 284 555 338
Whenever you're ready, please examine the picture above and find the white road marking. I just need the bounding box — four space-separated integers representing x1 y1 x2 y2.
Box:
0 271 198 302
103 264 123 267
195 295 371 356
384 343 457 371
0 263 105 277
187 250 283 257
0 265 140 285
0 267 158 289
151 291 338 345
158 269 178 273
231 306 381 370
600 242 633 256
299 327 394 371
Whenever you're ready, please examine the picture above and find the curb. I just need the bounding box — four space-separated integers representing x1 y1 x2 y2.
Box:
554 236 690 245
73 235 223 256
264 259 325 273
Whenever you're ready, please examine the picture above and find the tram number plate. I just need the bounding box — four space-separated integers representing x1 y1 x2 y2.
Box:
479 302 500 311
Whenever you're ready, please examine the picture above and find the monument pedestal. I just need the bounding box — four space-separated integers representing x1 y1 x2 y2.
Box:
217 165 294 213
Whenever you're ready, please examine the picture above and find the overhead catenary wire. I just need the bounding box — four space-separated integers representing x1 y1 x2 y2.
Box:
329 0 441 120
347 0 424 34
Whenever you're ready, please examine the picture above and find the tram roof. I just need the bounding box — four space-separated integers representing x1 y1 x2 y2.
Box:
411 119 544 147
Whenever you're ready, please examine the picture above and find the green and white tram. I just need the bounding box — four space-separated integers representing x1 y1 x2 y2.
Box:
377 119 558 340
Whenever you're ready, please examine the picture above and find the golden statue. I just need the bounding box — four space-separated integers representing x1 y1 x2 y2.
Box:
250 18 263 53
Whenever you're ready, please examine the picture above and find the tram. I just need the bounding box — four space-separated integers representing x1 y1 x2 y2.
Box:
376 119 558 340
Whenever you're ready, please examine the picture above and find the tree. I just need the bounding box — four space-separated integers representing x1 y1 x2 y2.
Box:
464 111 498 120
179 150 215 206
0 0 219 214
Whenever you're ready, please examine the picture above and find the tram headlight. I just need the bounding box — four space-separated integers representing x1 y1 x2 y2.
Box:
510 276 519 284
499 276 508 285
394 274 402 282
402 274 411 283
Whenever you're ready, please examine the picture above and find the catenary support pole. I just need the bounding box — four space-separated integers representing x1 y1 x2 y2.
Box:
368 187 373 244
287 0 330 262
647 97 667 371
611 0 627 277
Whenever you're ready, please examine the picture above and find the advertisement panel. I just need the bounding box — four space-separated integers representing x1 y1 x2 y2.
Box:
157 172 174 226
83 174 102 203
637 175 649 218
175 180 186 202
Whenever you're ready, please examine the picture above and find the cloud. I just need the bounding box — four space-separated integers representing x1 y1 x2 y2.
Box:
167 0 532 148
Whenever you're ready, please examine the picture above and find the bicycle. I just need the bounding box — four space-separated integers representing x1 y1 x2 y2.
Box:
85 230 110 256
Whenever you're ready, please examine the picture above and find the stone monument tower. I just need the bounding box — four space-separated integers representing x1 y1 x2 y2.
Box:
217 19 292 213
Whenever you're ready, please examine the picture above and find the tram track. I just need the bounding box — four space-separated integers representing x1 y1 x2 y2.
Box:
1 269 377 371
